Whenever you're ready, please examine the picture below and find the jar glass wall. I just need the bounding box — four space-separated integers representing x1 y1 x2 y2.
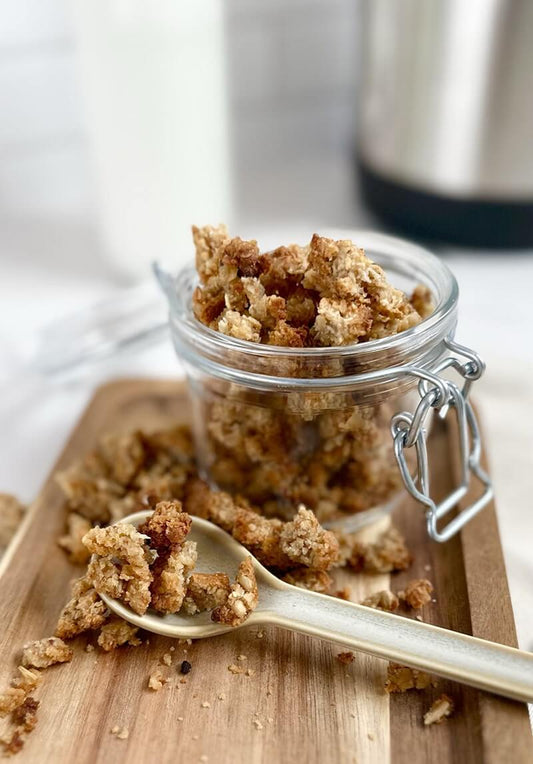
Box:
162 230 459 531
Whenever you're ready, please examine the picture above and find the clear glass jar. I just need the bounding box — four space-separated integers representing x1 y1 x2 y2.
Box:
158 230 491 540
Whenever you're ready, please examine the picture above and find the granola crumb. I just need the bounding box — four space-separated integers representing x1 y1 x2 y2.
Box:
385 663 437 693
161 653 172 667
256 631 264 639
336 652 355 665
85 644 95 653
117 728 129 740
148 670 167 691
97 618 141 652
398 579 434 609
424 694 454 725
237 654 247 662
201 701 211 708
253 719 264 730
177 716 184 721
228 664 244 675
267 717 274 724
110 725 119 734
57 512 92 564
360 590 399 612
21 637 73 669
217 692 226 700
245 669 255 677
367 733 375 741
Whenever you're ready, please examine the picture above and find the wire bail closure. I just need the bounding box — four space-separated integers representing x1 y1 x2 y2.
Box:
391 338 493 542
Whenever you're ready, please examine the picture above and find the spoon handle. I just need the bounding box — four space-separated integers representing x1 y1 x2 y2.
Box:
265 587 533 702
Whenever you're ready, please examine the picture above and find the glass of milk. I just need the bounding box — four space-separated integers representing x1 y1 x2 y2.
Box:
72 0 232 280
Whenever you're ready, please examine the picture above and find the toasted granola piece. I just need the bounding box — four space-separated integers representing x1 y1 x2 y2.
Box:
361 590 400 612
0 492 25 549
55 464 124 523
282 568 332 593
12 696 39 732
150 540 197 614
82 524 153 615
183 479 238 533
217 310 262 342
303 234 369 300
0 667 41 716
21 637 73 669
138 500 191 552
349 527 412 574
232 509 293 570
86 556 126 600
57 512 92 564
55 575 108 639
410 284 434 320
98 430 146 485
182 573 231 615
211 557 259 627
423 694 454 725
385 663 437 693
279 506 339 571
242 277 287 329
192 223 231 283
398 578 434 609
266 321 308 348
144 425 195 467
97 617 141 651
311 297 373 346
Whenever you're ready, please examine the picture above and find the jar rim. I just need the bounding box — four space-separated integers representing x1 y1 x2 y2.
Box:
166 229 459 390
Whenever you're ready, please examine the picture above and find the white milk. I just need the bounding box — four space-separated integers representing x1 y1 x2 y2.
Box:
72 0 232 279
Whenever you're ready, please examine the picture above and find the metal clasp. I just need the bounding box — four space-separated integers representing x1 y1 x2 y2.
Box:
391 338 493 542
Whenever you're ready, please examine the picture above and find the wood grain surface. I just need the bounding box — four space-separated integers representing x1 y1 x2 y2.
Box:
0 379 530 764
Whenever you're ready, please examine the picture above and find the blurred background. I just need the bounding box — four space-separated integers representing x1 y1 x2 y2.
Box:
0 0 532 645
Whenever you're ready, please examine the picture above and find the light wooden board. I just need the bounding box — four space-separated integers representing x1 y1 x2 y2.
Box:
0 379 530 764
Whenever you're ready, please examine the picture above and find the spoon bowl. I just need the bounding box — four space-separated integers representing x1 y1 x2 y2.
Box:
98 510 533 702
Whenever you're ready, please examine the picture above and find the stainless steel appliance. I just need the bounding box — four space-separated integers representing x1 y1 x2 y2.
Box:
357 0 533 247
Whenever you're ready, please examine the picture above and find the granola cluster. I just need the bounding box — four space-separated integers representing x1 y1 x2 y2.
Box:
192 225 432 347
189 226 433 521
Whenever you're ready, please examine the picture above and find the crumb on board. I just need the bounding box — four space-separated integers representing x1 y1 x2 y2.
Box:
97 619 141 652
398 579 434 610
336 652 355 665
161 653 172 667
384 663 437 693
148 670 167 691
0 667 41 716
21 637 73 669
424 694 454 726
110 725 130 740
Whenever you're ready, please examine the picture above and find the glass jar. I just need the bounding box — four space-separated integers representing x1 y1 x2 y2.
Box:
157 230 492 542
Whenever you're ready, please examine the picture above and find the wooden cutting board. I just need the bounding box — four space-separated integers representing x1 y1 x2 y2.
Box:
0 379 530 764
